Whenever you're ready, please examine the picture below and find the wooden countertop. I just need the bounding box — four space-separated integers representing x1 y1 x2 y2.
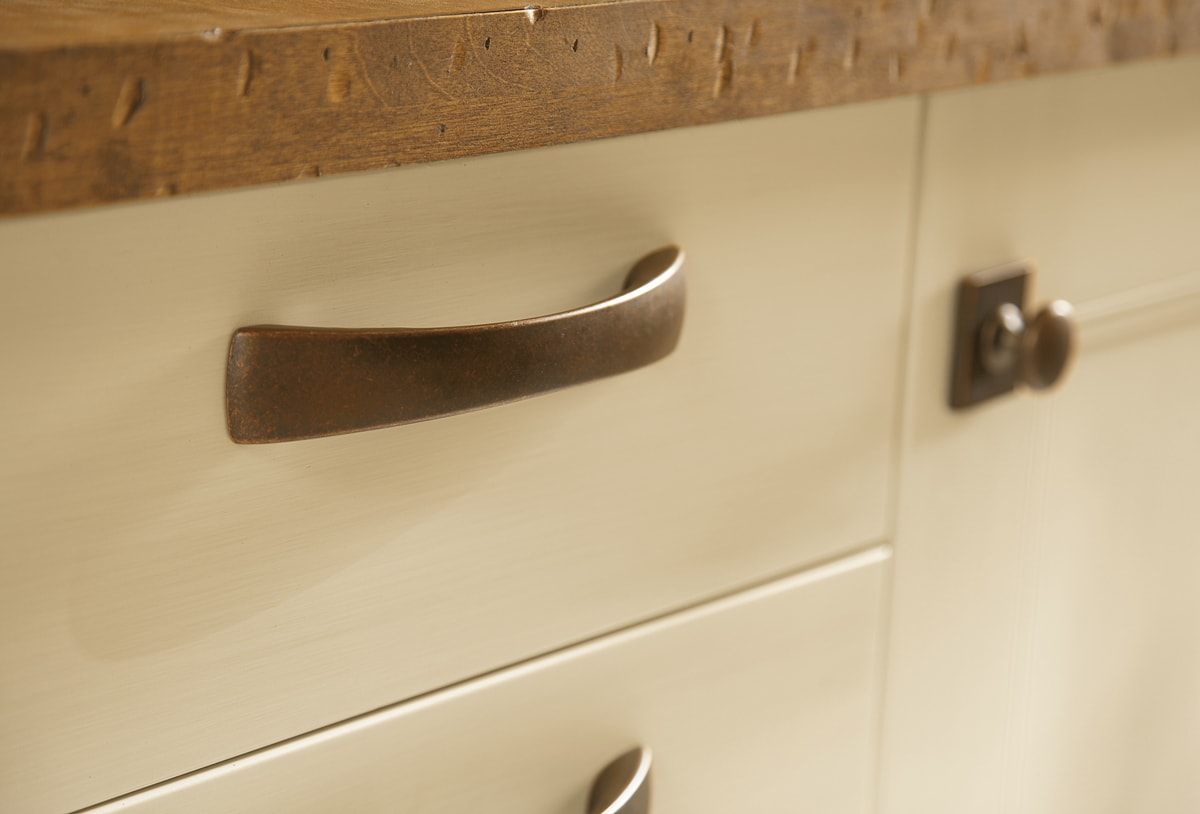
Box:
2 0 1197 216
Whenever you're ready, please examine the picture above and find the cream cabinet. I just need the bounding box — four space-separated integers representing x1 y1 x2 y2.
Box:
880 56 1200 814
2 39 1199 814
0 95 917 813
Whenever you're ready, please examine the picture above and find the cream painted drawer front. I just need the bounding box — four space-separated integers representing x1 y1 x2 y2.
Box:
0 98 918 811
880 57 1200 813
83 549 889 814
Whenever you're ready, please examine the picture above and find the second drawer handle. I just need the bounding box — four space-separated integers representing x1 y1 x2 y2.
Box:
226 246 686 443
588 747 653 814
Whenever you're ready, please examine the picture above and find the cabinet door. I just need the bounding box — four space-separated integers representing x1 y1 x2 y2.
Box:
880 56 1200 814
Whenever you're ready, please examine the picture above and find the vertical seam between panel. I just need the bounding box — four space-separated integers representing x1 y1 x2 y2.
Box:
870 90 931 814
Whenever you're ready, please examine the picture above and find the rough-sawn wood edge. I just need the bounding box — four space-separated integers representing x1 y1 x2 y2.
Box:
2 0 1198 216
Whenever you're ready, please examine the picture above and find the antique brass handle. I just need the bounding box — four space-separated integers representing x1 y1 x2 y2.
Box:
587 747 652 814
979 299 1077 390
949 261 1078 409
226 247 686 443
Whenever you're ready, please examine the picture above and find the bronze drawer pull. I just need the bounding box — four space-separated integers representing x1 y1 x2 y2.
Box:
588 747 652 814
226 246 686 443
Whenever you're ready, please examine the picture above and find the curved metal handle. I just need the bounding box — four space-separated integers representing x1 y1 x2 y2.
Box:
226 247 685 443
587 747 652 814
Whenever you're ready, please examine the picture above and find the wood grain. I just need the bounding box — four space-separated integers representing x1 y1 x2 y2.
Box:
0 0 619 51
2 0 1198 215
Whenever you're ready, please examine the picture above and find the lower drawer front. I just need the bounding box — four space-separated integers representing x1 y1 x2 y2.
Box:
87 549 888 814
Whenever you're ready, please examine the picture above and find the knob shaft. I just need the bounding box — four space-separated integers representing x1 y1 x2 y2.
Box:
978 302 1026 375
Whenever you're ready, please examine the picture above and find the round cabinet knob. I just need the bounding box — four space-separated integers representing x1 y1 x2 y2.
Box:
950 262 1078 409
977 299 1078 392
1021 299 1077 390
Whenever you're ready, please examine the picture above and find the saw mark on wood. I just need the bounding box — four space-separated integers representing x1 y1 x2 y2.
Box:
111 77 144 128
237 49 258 96
843 35 861 70
713 25 733 97
449 36 467 73
21 112 47 159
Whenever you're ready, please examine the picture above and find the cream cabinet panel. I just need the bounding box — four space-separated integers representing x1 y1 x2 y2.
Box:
0 98 918 812
1013 302 1200 813
880 56 1200 814
83 549 889 814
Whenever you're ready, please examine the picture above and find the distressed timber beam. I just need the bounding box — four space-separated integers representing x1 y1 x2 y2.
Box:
1 0 1198 215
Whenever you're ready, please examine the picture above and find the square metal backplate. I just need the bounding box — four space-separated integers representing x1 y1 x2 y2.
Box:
949 262 1031 409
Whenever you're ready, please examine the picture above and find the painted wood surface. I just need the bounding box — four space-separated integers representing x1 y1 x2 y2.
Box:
79 549 889 813
0 97 916 813
879 56 1200 814
2 0 1199 214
